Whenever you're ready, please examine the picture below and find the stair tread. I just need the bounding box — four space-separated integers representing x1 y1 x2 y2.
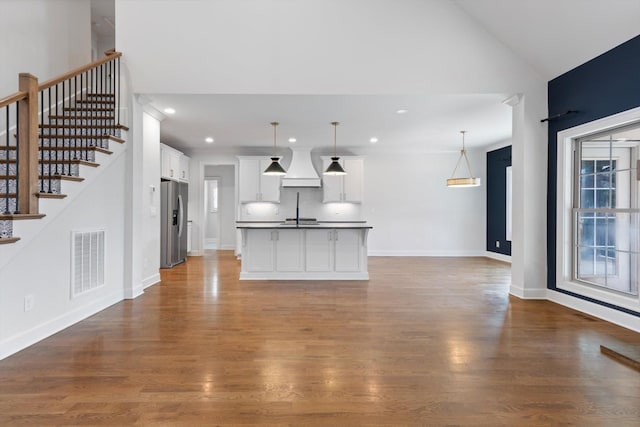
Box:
40 146 112 155
39 123 123 128
37 193 67 199
39 134 120 139
48 115 115 120
76 100 115 104
0 213 45 220
63 107 114 112
0 175 85 182
0 237 20 245
42 175 85 182
39 159 99 167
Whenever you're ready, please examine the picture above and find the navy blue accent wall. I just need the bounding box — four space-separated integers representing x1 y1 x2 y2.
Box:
487 146 512 256
547 35 640 314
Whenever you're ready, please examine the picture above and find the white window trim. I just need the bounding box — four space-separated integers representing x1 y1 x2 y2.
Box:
556 106 640 312
506 166 512 242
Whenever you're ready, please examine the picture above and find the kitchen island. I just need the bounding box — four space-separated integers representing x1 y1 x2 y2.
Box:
237 222 372 280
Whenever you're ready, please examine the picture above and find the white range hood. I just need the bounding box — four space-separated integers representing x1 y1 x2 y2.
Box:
282 148 321 187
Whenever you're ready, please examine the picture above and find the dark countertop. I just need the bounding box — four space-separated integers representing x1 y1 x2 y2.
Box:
236 221 372 229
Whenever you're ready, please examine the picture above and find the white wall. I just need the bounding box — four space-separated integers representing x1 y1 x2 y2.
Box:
0 152 127 360
122 101 161 298
364 147 485 256
140 112 162 284
0 0 91 96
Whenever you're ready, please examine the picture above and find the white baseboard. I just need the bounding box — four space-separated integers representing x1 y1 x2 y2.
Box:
219 244 236 250
509 284 547 299
547 289 640 333
124 284 144 300
0 290 124 361
188 250 203 256
143 272 161 289
367 250 485 257
485 251 511 263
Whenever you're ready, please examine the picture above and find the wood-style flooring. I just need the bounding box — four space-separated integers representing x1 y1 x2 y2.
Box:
1 251 639 425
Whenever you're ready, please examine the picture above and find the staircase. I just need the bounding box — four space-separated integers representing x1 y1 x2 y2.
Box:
0 51 125 245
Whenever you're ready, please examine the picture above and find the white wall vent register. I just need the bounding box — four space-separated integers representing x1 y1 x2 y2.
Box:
71 230 105 298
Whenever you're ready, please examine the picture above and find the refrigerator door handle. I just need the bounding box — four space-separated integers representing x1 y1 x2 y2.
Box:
177 194 184 237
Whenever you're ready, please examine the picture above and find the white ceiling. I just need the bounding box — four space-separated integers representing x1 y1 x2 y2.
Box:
101 1 639 152
454 0 640 79
148 94 512 152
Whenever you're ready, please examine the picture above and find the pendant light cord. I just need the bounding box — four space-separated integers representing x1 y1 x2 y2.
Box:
271 121 279 157
331 121 339 156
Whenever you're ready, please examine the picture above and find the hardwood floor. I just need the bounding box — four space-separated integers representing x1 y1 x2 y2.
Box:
1 251 639 425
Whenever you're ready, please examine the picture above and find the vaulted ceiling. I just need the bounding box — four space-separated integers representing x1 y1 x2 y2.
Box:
100 0 640 152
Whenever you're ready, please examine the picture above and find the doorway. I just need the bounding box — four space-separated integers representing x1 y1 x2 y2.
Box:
204 178 219 250
201 164 236 253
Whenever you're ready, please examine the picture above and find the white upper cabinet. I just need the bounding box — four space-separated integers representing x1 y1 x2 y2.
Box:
161 144 180 180
238 157 281 203
179 154 190 182
321 157 364 203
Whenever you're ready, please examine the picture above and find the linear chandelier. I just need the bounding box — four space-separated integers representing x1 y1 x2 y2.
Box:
447 130 481 187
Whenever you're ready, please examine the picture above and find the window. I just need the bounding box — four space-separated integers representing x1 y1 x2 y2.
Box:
556 108 640 312
575 132 638 295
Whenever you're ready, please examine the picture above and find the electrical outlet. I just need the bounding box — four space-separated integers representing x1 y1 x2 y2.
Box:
496 240 500 248
24 294 34 312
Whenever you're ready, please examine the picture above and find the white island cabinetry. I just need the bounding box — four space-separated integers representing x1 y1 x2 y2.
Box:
238 224 371 280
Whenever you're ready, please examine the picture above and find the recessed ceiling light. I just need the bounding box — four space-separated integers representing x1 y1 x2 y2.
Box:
164 108 176 115
396 109 408 114
205 137 214 143
369 137 378 144
288 137 297 143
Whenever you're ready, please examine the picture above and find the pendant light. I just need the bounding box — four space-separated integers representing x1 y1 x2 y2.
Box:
447 130 481 187
324 121 347 175
263 121 287 175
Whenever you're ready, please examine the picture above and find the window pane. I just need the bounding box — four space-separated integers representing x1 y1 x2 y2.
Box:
581 174 594 188
595 189 613 208
595 218 608 246
580 190 594 208
613 169 630 208
581 160 594 174
595 172 613 189
578 247 595 277
596 160 612 173
579 215 595 246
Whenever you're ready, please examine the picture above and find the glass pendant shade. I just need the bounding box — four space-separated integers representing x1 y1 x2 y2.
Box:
324 156 346 175
447 130 481 188
263 121 286 175
324 121 347 175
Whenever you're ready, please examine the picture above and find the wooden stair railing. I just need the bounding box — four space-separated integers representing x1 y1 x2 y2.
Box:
0 51 123 243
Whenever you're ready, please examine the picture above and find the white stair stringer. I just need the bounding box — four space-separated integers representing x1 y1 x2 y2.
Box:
0 131 127 271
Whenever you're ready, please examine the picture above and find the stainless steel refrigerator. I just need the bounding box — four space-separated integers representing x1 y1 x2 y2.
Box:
161 180 188 268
